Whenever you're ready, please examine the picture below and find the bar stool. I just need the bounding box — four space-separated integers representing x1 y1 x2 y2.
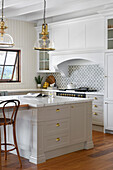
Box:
0 99 22 167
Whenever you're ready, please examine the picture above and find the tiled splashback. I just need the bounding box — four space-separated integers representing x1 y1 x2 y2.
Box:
40 65 104 92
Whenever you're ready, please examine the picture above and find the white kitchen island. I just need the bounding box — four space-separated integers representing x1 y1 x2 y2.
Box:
0 95 93 164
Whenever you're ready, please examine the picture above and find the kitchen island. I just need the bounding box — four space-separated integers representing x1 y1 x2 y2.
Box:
0 95 93 164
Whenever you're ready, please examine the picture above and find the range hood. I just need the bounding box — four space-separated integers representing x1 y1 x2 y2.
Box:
51 52 104 77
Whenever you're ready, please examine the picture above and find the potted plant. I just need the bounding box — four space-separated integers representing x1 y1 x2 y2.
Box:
35 75 43 88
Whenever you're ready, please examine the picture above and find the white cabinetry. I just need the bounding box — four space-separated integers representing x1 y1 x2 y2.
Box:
69 22 85 49
87 94 104 126
104 53 113 131
52 24 68 51
105 53 113 100
50 16 104 52
86 19 104 49
106 17 113 50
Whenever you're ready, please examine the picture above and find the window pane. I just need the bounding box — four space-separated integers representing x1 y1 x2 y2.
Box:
5 52 16 65
0 51 6 65
2 66 14 79
13 59 18 81
0 66 3 78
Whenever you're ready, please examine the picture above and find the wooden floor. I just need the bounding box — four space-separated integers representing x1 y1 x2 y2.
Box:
1 131 113 170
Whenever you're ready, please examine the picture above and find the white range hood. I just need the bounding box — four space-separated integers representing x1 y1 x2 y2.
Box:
51 51 104 77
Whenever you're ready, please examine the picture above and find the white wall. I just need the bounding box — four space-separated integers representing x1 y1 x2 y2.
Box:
0 19 37 90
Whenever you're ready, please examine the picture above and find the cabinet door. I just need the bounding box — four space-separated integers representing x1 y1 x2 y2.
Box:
86 19 104 49
104 102 113 131
105 54 113 100
70 103 86 144
52 25 68 51
69 22 85 49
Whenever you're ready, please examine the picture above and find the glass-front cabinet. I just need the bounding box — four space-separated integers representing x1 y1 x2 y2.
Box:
107 18 113 50
39 51 49 71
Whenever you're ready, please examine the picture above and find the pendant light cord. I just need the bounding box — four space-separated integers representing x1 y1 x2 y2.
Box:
43 0 46 25
2 0 4 21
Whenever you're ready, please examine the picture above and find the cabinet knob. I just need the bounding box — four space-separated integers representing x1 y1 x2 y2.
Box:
94 105 97 108
93 112 98 115
71 106 74 108
56 109 60 112
94 97 97 100
105 102 108 104
56 138 60 142
56 123 60 127
105 76 107 78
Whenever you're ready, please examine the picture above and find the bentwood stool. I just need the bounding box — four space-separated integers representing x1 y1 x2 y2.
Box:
0 99 22 167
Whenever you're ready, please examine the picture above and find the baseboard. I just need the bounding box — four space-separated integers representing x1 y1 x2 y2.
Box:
92 125 104 132
29 154 46 164
84 141 94 149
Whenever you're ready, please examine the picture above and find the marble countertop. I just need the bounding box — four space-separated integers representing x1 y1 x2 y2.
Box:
0 95 93 108
0 88 104 95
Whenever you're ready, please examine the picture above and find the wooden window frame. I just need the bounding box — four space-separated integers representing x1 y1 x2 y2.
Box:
0 49 21 83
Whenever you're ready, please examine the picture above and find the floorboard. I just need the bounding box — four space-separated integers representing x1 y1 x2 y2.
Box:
1 131 113 170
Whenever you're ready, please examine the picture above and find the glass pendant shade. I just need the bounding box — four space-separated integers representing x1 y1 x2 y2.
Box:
34 0 55 51
0 0 14 48
34 24 55 51
0 32 14 48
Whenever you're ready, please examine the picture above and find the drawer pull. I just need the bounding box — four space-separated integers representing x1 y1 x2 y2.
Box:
94 97 97 100
56 138 60 142
94 105 98 108
56 109 60 112
56 123 60 127
71 106 74 108
93 112 98 116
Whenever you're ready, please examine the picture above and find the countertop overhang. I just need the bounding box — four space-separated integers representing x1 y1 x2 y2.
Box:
0 95 93 108
0 88 104 96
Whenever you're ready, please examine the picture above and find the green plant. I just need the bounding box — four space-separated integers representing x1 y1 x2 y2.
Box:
35 75 43 84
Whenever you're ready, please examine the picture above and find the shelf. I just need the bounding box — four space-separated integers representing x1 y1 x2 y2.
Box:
108 38 113 41
39 60 49 62
108 28 113 30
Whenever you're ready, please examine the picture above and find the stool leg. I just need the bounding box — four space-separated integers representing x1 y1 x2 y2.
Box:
13 123 22 168
4 125 7 160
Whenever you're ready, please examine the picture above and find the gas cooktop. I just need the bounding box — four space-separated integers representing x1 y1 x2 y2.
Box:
59 87 97 92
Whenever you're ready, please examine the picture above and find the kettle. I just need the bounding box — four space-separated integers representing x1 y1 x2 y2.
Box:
67 83 76 89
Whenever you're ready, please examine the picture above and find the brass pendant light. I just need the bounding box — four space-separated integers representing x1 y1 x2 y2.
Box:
34 0 55 51
0 0 14 48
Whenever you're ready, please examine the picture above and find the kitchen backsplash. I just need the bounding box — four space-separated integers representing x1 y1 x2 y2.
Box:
40 65 104 92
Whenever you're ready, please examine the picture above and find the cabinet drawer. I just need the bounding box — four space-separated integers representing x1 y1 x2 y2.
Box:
44 132 69 151
92 112 103 126
38 105 70 121
87 95 103 103
92 104 103 111
44 119 70 136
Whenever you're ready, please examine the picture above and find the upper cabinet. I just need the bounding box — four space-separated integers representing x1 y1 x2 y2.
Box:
51 24 68 51
106 17 113 50
69 22 85 50
50 16 105 52
86 19 104 49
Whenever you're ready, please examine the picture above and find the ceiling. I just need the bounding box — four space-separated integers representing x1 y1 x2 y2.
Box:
1 0 113 23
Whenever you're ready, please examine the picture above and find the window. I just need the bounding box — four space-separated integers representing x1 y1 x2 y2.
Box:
0 49 21 82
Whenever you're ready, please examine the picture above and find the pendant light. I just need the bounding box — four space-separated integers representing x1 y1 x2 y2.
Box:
34 0 55 51
0 0 14 48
